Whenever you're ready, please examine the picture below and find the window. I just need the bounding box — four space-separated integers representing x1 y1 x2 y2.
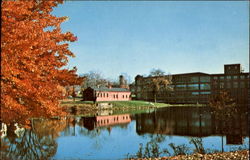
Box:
113 95 115 98
137 93 141 98
122 95 124 98
175 76 187 83
137 87 141 91
220 82 224 89
213 76 218 80
226 82 231 88
190 77 199 83
240 82 245 88
100 93 102 97
200 76 210 82
220 76 224 80
233 82 238 88
107 93 109 97
213 82 218 88
200 84 210 90
116 94 118 98
187 84 199 90
226 76 231 79
233 76 238 79
175 84 186 90
192 92 199 95
200 92 211 95
126 95 128 98
240 75 245 79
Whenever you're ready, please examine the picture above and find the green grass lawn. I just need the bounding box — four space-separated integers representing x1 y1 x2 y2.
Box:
109 100 169 108
61 99 206 107
61 99 169 108
60 99 206 116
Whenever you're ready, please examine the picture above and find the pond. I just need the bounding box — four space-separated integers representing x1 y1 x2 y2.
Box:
1 106 249 159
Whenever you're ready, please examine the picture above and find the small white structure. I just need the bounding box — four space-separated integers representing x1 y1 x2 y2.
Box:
97 103 113 109
0 123 7 138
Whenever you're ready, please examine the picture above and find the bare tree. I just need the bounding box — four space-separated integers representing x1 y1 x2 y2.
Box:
149 68 165 77
81 71 109 89
149 76 172 103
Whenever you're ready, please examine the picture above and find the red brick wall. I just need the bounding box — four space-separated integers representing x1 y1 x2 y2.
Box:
96 91 131 101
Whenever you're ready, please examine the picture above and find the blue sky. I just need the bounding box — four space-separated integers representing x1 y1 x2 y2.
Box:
53 1 249 81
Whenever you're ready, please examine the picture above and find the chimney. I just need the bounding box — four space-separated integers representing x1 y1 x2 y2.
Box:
119 75 125 87
108 82 112 89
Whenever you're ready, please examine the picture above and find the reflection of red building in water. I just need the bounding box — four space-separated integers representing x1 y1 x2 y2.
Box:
83 114 131 130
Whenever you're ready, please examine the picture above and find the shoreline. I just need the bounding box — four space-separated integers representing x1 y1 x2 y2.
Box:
60 99 207 116
127 150 249 160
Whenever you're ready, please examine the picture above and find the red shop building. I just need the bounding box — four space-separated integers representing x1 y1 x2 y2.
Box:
82 87 131 102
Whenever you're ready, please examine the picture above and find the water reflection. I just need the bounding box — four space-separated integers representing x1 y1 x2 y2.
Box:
1 119 67 160
0 106 248 159
83 114 131 130
136 106 248 144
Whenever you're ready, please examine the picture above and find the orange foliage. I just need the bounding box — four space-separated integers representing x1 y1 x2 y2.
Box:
1 0 83 126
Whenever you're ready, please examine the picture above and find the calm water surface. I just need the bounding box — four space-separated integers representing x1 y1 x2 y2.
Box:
1 107 249 159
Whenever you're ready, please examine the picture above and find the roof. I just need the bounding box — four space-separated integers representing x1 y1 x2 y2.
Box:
172 72 210 76
91 87 130 92
141 72 210 79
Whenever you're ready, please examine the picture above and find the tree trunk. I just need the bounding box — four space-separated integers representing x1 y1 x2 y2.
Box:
73 86 75 102
154 93 157 103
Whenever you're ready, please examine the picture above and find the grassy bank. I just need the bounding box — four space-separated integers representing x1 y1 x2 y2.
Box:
60 99 206 116
61 99 205 108
60 99 169 108
60 99 168 115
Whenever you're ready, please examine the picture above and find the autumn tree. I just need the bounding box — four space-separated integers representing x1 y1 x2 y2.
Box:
1 0 83 126
209 90 236 119
209 90 236 129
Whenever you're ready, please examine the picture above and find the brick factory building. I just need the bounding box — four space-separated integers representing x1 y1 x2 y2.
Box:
133 64 249 105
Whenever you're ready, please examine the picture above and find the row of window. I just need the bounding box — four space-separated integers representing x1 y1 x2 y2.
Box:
213 81 248 89
175 76 211 83
192 92 211 95
213 75 249 80
175 84 211 90
173 91 211 97
138 75 249 85
137 82 247 94
96 93 129 99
